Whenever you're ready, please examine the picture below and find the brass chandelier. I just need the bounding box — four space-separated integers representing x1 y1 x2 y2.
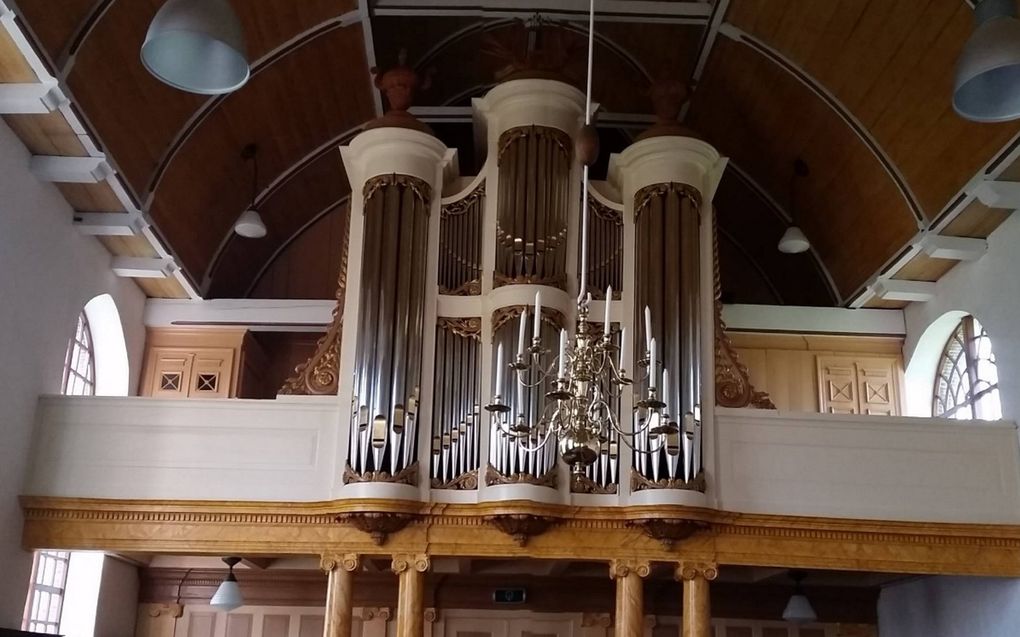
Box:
484 0 686 474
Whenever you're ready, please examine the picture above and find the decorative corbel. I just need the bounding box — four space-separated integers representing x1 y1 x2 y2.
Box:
628 518 709 549
484 513 558 546
336 512 417 546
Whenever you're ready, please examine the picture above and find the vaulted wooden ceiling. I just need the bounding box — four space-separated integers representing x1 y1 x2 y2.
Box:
8 0 1019 307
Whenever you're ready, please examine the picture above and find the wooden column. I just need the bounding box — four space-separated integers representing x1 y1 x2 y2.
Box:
610 560 650 636
321 553 360 637
392 553 430 637
676 562 717 637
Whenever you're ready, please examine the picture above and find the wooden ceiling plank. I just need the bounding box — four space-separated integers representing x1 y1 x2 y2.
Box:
3 111 87 156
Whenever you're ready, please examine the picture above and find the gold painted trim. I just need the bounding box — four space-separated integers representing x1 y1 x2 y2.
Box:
633 182 702 221
22 496 1020 577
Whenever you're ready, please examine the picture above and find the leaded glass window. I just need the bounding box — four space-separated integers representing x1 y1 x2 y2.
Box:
933 315 1001 420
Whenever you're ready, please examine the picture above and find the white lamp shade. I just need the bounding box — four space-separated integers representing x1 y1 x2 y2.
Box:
141 0 249 95
210 578 243 611
953 0 1020 122
778 226 810 254
234 208 266 238
782 593 817 623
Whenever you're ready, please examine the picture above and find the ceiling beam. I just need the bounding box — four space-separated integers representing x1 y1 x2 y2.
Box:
970 179 1020 209
30 155 112 183
111 257 175 279
0 82 67 113
371 0 712 23
73 211 144 236
919 235 988 262
872 279 936 303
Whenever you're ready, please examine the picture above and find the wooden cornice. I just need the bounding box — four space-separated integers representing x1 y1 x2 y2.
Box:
20 496 1020 578
139 569 878 624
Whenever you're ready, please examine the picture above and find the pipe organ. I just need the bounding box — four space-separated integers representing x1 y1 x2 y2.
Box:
330 76 727 507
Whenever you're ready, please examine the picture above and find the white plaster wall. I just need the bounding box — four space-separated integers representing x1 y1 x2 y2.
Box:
93 556 139 637
0 119 146 628
879 576 1020 637
904 211 1020 421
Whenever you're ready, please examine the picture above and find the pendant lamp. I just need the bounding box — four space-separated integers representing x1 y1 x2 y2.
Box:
141 0 250 95
953 0 1020 122
233 144 266 238
210 557 244 611
781 570 817 624
778 159 811 254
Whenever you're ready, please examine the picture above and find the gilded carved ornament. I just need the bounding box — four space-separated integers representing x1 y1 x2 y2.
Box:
279 206 349 396
491 305 566 333
712 217 775 410
630 469 706 494
485 463 558 489
431 470 479 491
437 316 482 340
363 173 433 213
633 182 702 221
570 472 617 495
342 461 420 487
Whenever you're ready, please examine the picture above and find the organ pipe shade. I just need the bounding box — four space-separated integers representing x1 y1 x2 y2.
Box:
495 126 572 289
431 318 482 488
633 183 703 483
349 174 432 478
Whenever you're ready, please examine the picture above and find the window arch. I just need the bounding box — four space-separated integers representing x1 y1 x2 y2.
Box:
61 310 95 396
933 315 1001 420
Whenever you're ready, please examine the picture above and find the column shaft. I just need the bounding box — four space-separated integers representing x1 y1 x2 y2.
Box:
396 567 424 637
324 567 355 637
681 574 711 637
615 571 644 636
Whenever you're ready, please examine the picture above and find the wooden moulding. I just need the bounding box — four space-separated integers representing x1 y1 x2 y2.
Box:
20 496 1020 578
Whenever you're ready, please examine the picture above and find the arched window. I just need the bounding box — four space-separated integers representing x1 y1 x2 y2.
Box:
933 315 1001 420
61 311 95 396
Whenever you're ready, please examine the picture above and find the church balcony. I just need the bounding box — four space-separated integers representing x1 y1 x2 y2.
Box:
23 395 1020 526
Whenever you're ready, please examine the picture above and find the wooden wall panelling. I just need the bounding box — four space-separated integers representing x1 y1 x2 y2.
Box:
686 37 917 297
140 328 251 398
3 112 89 156
725 0 1020 220
150 27 371 280
728 332 904 414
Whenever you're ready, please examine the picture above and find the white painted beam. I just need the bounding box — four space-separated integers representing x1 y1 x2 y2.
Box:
144 298 336 331
970 179 1020 209
111 257 174 279
872 279 936 303
30 155 113 183
373 0 711 22
73 211 144 236
722 304 905 336
920 235 988 261
0 82 67 113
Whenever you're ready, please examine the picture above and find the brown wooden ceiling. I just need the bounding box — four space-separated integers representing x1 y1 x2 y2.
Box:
10 0 1019 305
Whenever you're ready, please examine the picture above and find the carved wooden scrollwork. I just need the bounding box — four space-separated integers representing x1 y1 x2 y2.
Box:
491 305 566 333
431 470 479 490
628 518 709 549
335 512 417 546
570 472 618 494
630 469 706 493
712 216 776 409
485 463 557 489
342 462 419 487
279 206 350 396
437 316 482 340
485 513 558 546
634 182 702 221
363 173 433 210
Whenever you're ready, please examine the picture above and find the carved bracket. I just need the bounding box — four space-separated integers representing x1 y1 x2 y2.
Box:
485 514 558 546
336 512 417 546
628 518 709 550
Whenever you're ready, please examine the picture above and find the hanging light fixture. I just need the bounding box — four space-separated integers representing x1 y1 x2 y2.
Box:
210 557 244 611
778 158 810 254
782 570 817 624
484 0 689 474
233 144 267 239
953 0 1020 122
141 0 250 95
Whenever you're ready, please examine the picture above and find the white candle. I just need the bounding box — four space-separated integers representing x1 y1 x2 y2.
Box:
619 327 629 372
603 286 612 335
649 338 658 389
533 291 542 339
662 369 670 412
558 329 569 379
495 343 504 392
517 308 528 357
644 306 653 352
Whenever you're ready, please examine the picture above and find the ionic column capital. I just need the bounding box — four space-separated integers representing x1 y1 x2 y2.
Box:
391 553 430 574
675 561 718 582
321 553 360 573
609 559 652 579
